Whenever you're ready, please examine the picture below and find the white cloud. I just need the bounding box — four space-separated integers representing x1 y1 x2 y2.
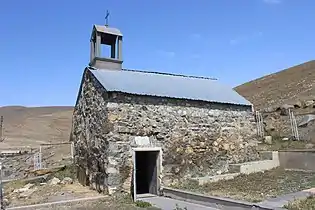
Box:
263 0 282 4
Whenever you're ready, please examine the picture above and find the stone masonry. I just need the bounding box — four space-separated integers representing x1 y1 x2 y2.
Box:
71 70 259 195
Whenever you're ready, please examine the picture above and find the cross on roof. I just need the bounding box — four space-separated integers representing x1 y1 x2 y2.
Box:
105 10 110 27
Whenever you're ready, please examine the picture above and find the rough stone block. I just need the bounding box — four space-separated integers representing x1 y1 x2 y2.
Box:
107 174 121 186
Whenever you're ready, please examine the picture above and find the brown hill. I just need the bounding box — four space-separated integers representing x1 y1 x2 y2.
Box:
235 60 315 110
235 60 315 143
0 106 73 149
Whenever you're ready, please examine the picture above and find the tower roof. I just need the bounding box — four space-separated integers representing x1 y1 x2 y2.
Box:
92 24 123 37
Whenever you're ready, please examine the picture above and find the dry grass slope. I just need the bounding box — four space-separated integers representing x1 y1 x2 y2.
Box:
235 60 315 110
0 106 73 148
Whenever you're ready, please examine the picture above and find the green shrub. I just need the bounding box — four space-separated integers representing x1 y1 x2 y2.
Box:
135 200 152 208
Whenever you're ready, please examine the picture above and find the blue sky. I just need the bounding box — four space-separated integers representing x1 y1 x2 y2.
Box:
0 0 314 106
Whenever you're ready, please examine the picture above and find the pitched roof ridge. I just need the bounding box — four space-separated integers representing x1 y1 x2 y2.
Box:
122 68 218 81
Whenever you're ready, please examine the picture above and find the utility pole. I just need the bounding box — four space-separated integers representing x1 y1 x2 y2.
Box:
0 116 3 142
0 117 4 209
0 162 4 210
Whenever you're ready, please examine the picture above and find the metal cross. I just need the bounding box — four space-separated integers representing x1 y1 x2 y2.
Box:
105 10 110 26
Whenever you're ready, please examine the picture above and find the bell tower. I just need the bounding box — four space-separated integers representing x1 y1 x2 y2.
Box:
89 23 123 70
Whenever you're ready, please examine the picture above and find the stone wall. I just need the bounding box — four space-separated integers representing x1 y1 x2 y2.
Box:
106 92 259 191
72 70 260 195
71 70 111 193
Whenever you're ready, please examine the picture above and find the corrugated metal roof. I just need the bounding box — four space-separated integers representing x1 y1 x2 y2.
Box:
89 68 252 106
94 25 123 36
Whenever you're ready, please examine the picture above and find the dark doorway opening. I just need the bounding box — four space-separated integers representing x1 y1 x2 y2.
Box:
135 151 159 195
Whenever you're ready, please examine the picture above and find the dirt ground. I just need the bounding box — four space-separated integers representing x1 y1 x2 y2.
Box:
4 180 99 207
235 60 315 110
4 180 159 209
24 199 160 210
175 168 315 203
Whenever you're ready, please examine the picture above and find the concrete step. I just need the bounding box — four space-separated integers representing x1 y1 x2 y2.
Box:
229 159 279 174
259 151 278 160
191 173 240 185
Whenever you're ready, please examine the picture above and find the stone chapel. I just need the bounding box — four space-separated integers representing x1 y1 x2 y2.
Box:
71 23 259 199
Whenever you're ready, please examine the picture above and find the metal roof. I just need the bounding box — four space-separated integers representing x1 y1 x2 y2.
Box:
89 68 252 106
93 25 123 36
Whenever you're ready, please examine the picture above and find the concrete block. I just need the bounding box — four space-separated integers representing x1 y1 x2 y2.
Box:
192 173 240 185
229 159 279 175
260 151 279 160
264 136 273 145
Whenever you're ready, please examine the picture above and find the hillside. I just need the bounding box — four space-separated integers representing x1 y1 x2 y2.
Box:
235 60 315 110
0 106 73 149
235 60 315 143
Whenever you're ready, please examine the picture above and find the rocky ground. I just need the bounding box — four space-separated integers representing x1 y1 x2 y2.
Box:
24 199 161 210
235 60 315 145
3 166 160 210
4 180 159 210
4 177 99 207
258 98 315 146
0 145 73 180
174 167 315 203
257 137 314 151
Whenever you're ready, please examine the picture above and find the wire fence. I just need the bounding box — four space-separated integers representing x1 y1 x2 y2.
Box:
255 109 302 141
36 142 74 170
255 111 264 138
0 142 74 181
288 109 300 141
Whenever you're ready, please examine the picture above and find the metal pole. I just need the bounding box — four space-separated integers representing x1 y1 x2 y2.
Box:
292 112 299 141
0 162 4 210
0 116 3 142
256 111 260 137
259 112 264 137
289 109 294 139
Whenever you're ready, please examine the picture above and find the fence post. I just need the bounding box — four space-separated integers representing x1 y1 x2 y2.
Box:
71 142 74 159
256 111 264 138
289 109 299 140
